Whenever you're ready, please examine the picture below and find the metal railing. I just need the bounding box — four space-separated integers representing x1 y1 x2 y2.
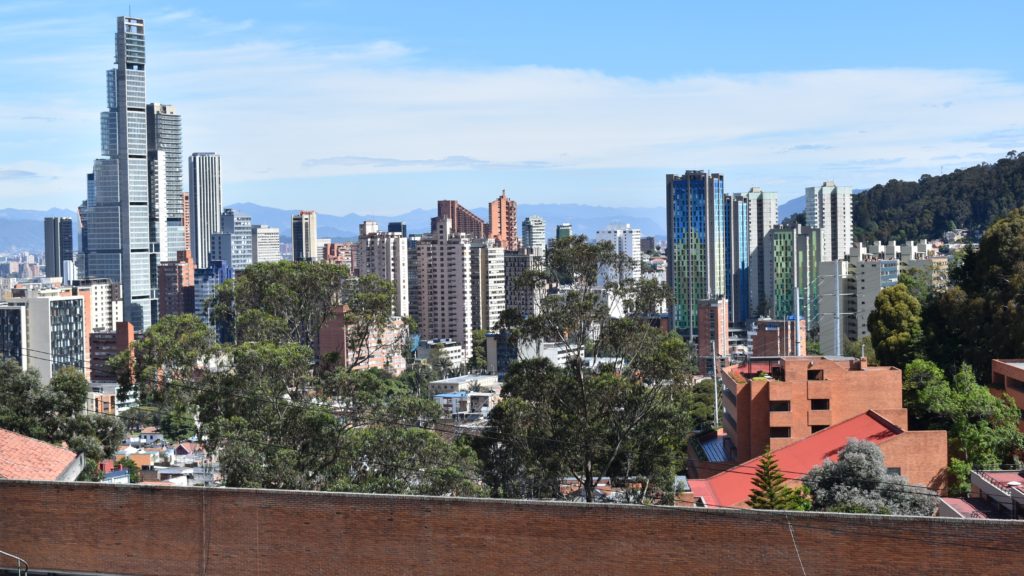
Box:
0 549 27 576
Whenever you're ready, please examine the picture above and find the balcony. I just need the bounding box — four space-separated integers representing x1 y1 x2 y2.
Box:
808 410 832 427
769 410 793 428
807 381 832 399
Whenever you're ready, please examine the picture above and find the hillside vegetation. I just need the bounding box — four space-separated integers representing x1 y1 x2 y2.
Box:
853 151 1024 242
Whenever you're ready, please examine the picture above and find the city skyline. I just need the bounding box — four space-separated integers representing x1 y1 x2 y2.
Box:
2 2 1024 215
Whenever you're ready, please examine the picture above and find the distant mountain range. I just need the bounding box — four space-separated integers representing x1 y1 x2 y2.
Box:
0 208 78 254
226 202 665 242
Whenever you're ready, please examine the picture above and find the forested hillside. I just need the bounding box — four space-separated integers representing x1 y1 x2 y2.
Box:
854 152 1024 242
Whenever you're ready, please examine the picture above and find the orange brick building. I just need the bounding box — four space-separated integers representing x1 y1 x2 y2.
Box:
687 410 947 507
722 356 906 462
487 190 519 250
990 359 1024 432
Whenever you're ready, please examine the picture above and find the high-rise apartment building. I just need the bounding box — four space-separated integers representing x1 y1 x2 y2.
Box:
805 181 853 262
431 200 486 238
292 210 318 262
147 103 185 261
189 152 222 269
521 215 546 256
470 239 505 331
323 242 356 270
407 234 422 326
487 190 518 250
71 279 124 333
82 16 158 331
416 219 473 360
767 224 820 331
556 223 573 240
504 249 545 318
44 217 73 279
817 240 947 355
666 171 726 338
596 224 642 283
210 209 253 274
745 188 778 317
357 221 410 317
251 225 281 264
1 288 86 384
157 250 195 317
724 195 749 324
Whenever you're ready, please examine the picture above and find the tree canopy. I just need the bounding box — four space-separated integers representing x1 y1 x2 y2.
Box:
868 283 924 369
746 447 810 510
474 236 701 503
803 439 936 515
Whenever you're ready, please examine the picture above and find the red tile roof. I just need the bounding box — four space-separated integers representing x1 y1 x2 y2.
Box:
0 428 79 481
689 411 902 508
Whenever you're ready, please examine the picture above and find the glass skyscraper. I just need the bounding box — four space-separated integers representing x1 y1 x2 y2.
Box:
666 171 727 338
83 16 157 331
724 194 749 325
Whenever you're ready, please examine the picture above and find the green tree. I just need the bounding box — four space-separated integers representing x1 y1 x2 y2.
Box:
868 284 924 368
905 360 1024 491
468 329 488 370
209 260 349 347
902 360 1024 495
117 456 142 483
924 208 1024 379
803 439 936 516
746 447 810 510
476 236 698 503
0 362 125 477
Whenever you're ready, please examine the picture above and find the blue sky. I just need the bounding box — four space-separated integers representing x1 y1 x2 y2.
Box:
2 0 1024 214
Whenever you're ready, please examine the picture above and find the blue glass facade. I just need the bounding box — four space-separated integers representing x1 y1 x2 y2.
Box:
666 172 726 337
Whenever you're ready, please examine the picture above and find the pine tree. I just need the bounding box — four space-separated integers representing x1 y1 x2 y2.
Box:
746 447 810 510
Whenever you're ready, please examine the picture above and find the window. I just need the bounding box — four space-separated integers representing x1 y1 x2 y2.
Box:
811 398 830 410
769 427 790 438
811 425 828 433
886 467 901 476
769 400 790 412
807 369 824 381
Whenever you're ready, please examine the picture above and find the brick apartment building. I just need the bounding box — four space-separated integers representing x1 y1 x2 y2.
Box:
990 359 1024 432
720 356 907 462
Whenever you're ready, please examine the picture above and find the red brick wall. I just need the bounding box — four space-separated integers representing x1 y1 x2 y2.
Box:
1 481 1022 575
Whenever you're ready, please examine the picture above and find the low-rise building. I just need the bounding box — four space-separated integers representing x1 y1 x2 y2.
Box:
686 410 947 508
0 427 84 481
719 356 907 463
990 359 1024 432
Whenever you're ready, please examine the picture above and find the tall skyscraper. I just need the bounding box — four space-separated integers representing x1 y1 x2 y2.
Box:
82 16 158 331
767 224 820 330
470 239 506 331
431 200 486 238
487 190 518 250
805 181 853 262
292 210 318 262
595 224 642 283
147 103 184 261
210 209 253 274
189 152 222 269
556 223 573 240
522 215 546 256
44 217 73 278
666 171 725 338
416 219 473 360
357 220 410 317
724 195 749 324
745 188 778 317
251 225 281 264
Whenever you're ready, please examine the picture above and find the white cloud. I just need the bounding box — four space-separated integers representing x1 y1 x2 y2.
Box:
4 32 1024 209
